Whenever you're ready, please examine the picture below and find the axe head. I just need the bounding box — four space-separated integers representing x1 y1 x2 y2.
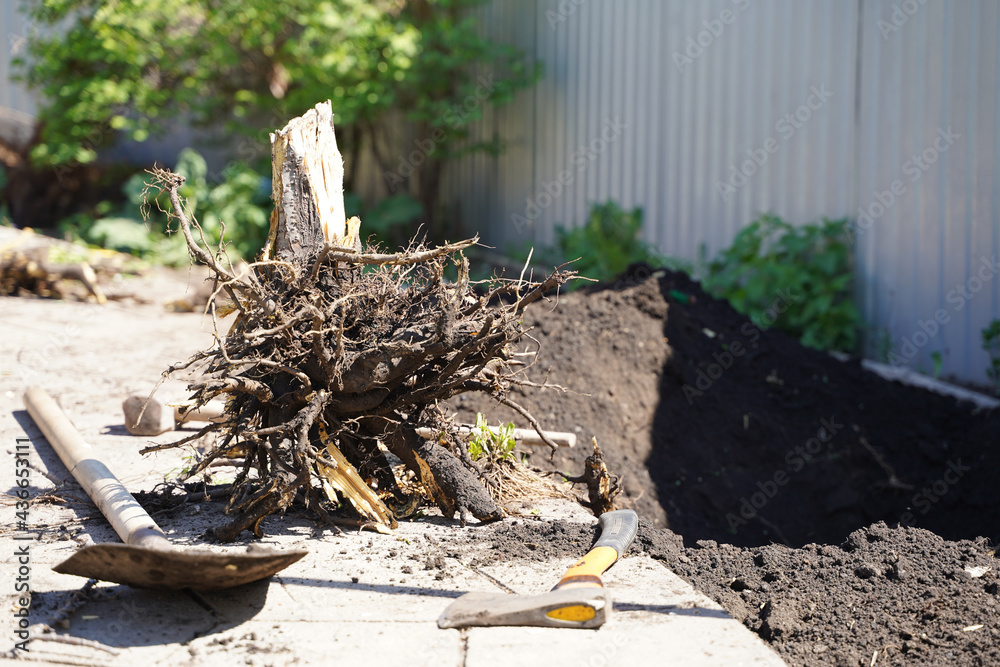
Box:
437 586 610 630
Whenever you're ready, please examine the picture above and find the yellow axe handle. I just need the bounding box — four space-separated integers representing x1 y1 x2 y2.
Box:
553 509 639 590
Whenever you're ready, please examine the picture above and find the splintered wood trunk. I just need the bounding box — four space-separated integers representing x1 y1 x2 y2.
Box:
256 100 393 533
265 101 360 265
252 100 503 529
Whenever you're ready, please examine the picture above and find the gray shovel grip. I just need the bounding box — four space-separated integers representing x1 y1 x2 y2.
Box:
593 509 639 556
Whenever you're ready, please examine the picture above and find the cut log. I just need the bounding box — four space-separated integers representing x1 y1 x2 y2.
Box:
265 100 361 265
0 226 115 302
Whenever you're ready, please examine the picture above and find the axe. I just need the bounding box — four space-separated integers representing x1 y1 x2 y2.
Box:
438 509 639 629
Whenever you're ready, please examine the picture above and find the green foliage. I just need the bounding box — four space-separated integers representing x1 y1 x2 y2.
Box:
345 192 423 250
62 148 271 264
16 0 541 234
871 328 893 363
702 214 861 353
982 319 1000 393
528 201 673 288
0 170 10 226
468 413 516 463
930 350 943 379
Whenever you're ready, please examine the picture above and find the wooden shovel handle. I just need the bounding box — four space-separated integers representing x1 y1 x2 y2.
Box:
24 387 171 551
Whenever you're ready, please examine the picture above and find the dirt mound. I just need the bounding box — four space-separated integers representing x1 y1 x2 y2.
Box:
454 518 999 667
454 266 1000 548
656 522 1000 667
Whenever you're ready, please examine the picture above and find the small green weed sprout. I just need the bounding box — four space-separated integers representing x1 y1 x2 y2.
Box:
468 413 517 463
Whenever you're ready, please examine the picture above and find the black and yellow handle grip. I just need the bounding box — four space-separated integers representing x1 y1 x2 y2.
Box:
553 509 639 591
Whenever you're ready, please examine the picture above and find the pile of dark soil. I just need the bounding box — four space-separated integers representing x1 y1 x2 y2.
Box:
456 518 999 667
663 523 1000 666
450 265 1000 666
455 266 1000 549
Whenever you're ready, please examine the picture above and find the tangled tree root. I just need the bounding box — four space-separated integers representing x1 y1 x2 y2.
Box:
139 167 575 538
563 438 623 516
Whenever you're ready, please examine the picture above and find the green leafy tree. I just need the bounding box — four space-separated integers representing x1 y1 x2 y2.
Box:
16 0 540 237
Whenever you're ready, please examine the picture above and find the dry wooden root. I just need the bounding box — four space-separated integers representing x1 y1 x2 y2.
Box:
0 226 134 302
564 437 623 516
141 102 575 537
479 457 575 507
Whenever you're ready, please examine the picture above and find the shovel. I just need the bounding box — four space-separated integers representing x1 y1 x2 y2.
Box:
438 509 639 629
23 387 307 590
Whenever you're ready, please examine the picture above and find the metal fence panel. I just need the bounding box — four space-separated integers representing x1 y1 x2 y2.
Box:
442 0 999 385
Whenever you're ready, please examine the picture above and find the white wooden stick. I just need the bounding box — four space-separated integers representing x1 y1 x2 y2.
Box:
416 425 575 447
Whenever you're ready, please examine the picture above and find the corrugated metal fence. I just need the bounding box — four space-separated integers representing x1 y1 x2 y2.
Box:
441 0 1000 385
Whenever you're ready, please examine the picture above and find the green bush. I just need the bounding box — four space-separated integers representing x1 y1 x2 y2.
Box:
62 148 271 264
526 201 673 288
702 214 861 352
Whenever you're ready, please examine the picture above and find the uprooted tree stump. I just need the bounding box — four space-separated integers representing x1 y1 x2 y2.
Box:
140 101 574 539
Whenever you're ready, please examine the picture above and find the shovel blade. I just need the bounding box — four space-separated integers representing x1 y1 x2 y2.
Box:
438 587 610 630
53 544 308 590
